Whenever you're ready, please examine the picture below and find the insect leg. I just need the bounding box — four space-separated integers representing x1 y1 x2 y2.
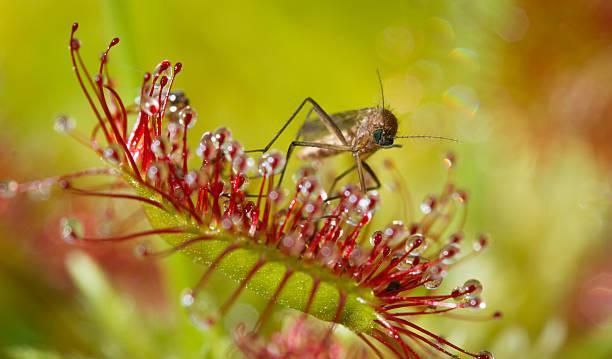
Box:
354 153 367 192
327 153 375 196
276 138 300 188
362 160 381 191
245 97 349 153
294 106 315 139
325 159 381 202
328 163 358 195
277 140 351 189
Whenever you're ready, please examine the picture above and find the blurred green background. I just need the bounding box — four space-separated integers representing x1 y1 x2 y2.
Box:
0 0 610 358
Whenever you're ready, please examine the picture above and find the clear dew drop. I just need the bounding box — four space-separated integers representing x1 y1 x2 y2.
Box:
398 254 423 270
349 247 368 267
454 190 468 204
0 180 18 198
297 177 319 197
141 96 160 116
213 127 232 145
443 152 455 169
383 221 409 245
172 185 185 200
268 189 283 203
439 243 461 265
179 106 197 128
281 233 296 249
181 288 195 307
180 289 217 330
133 241 150 258
473 233 490 252
26 181 51 201
197 133 213 159
103 145 122 165
60 217 83 244
453 278 484 302
424 263 447 290
258 151 285 176
220 216 232 230
147 163 167 181
54 115 76 134
150 138 166 157
466 296 487 310
185 171 199 187
167 122 183 140
347 208 366 227
462 278 483 297
208 218 220 232
232 154 252 174
319 244 333 258
303 202 316 215
358 196 372 212
196 132 215 158
420 197 435 214
370 231 383 247
449 232 463 243
405 233 426 254
424 276 443 290
223 140 243 160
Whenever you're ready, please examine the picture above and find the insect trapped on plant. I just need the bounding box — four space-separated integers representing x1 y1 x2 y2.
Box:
247 75 457 197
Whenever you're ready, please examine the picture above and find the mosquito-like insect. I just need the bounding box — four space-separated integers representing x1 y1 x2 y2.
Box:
246 75 457 198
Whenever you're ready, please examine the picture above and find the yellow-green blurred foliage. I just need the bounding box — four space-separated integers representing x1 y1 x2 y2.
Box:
0 1 610 358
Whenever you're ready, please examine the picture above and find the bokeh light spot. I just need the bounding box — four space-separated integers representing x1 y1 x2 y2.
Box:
449 47 480 72
427 17 455 46
376 26 415 65
495 6 529 42
443 84 480 117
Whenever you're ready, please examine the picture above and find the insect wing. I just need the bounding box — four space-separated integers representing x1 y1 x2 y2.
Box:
299 108 372 142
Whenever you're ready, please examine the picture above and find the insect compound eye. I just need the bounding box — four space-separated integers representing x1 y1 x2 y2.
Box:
373 129 383 145
373 129 394 147
381 134 394 147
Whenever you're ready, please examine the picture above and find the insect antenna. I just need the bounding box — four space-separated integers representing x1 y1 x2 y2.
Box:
395 135 459 143
376 69 385 109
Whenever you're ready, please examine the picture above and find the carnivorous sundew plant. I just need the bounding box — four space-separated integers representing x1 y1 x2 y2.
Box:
2 23 498 358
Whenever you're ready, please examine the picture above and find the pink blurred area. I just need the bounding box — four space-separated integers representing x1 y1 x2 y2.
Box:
497 0 612 162
0 137 168 310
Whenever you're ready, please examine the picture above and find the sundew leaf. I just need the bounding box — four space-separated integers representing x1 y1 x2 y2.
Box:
134 180 378 333
29 24 497 358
